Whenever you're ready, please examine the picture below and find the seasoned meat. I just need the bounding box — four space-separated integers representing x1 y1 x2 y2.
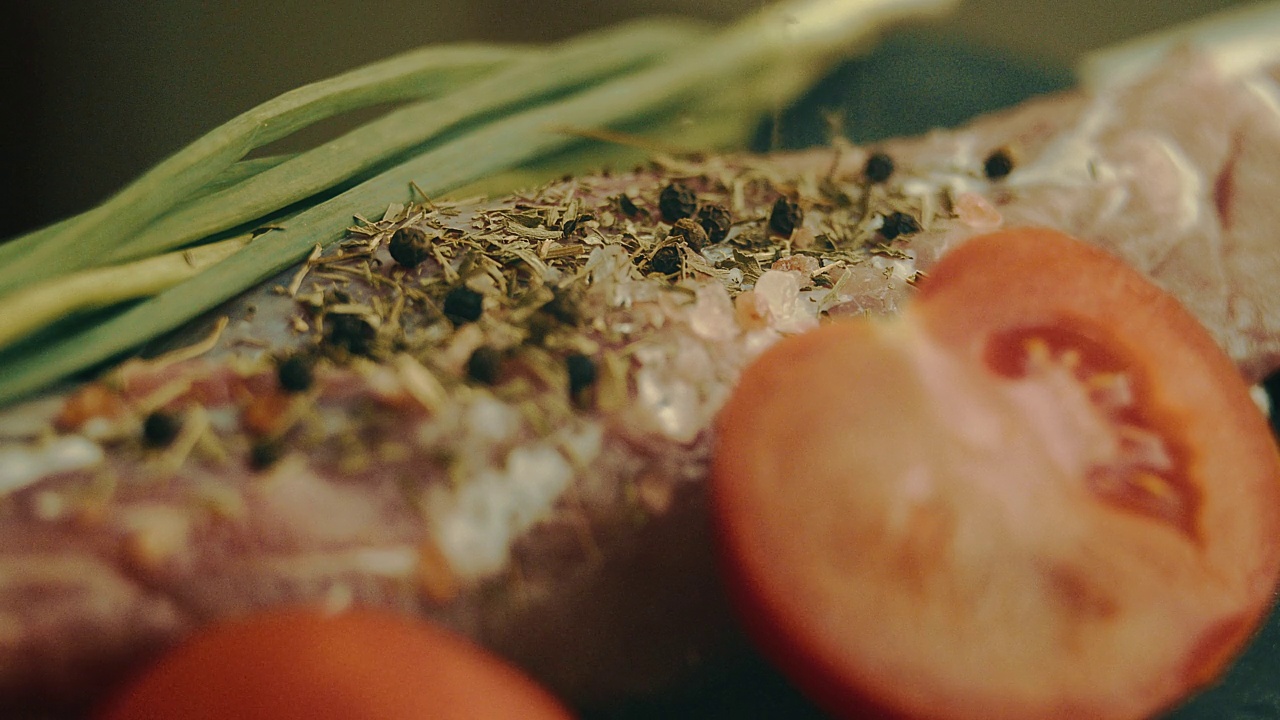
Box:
0 47 1278 714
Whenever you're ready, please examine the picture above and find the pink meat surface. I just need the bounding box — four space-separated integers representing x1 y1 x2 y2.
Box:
0 48 1278 715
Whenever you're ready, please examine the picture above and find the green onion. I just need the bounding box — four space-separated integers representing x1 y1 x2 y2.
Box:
0 0 957 405
0 236 249 351
11 153 297 250
101 18 709 265
0 19 702 362
0 44 520 294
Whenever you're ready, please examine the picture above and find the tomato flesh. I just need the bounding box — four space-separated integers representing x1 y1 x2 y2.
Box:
95 608 573 720
712 228 1280 720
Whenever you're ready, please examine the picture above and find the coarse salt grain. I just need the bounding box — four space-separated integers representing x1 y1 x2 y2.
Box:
557 421 604 467
734 291 768 331
430 442 574 579
770 254 820 280
505 444 574 527
118 505 193 571
673 335 715 385
688 282 739 342
430 470 512 577
463 394 521 445
634 366 701 444
0 436 104 495
752 270 819 334
954 192 1004 229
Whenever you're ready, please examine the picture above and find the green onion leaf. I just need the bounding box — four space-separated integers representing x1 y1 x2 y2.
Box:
102 18 709 265
0 44 520 294
0 0 958 405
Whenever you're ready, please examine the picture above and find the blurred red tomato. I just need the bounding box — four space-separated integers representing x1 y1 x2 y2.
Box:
96 607 574 720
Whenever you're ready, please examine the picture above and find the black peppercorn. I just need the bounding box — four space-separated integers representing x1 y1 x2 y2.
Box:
863 152 895 184
768 197 803 237
249 440 283 470
443 286 484 324
696 203 732 244
879 211 921 241
658 182 698 223
647 245 682 275
388 226 433 268
615 194 642 218
325 314 377 356
143 411 181 448
983 148 1015 180
466 346 503 385
566 353 598 395
276 354 314 393
670 218 710 251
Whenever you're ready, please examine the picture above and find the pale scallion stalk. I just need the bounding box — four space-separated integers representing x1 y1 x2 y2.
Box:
197 154 299 196
0 237 250 351
0 44 522 294
11 153 297 250
103 17 708 265
0 0 957 404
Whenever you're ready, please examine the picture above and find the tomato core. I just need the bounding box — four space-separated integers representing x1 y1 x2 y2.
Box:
984 322 1199 541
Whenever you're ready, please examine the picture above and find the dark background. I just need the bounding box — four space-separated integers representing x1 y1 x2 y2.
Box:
0 0 1251 241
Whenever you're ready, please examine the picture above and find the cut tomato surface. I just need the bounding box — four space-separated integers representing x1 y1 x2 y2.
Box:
94 607 573 720
712 227 1280 720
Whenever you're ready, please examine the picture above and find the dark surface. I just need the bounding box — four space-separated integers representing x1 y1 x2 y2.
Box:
585 35 1280 720
752 34 1073 150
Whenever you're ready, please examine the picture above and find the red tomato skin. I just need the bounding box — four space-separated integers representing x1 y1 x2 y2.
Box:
712 323 957 720
94 607 574 720
711 227 1280 720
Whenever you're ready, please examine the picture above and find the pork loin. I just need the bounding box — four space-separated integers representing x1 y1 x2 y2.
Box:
1 47 1278 715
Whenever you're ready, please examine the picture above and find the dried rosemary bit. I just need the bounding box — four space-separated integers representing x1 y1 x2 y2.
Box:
768 196 803 237
443 286 484 324
143 411 182 448
388 226 433 268
880 211 921 241
560 215 585 236
566 353 598 395
984 148 1015 180
659 182 698 222
696 203 731 244
277 354 315 393
670 218 710 251
466 346 503 385
864 151 895 184
326 314 377 356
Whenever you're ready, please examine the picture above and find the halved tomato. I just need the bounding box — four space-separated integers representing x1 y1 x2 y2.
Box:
95 607 573 720
712 227 1280 720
